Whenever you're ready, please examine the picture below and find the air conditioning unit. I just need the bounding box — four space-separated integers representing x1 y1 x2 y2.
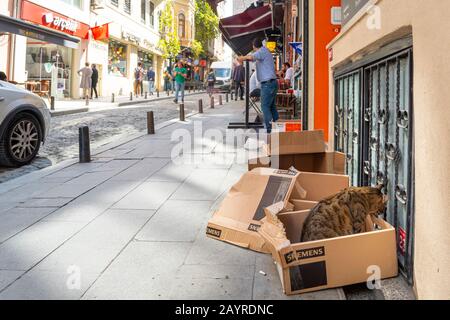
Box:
91 0 105 10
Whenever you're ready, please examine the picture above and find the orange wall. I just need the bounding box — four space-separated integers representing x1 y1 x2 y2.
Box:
314 0 341 141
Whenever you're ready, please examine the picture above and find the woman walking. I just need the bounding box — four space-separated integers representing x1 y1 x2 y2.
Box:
78 63 92 99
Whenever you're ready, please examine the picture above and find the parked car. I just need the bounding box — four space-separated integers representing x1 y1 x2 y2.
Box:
0 80 50 167
210 61 232 93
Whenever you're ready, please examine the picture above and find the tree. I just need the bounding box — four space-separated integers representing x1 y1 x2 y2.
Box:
194 0 219 54
191 39 203 58
158 0 180 61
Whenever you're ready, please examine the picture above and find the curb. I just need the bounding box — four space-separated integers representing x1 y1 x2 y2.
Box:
49 91 207 117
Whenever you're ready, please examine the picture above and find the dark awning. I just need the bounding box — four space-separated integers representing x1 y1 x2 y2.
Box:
0 14 80 49
219 5 272 55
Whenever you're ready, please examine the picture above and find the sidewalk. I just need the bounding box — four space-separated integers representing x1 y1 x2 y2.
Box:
0 99 345 300
49 90 206 116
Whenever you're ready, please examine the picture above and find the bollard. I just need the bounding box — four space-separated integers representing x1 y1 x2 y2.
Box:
145 92 148 99
210 96 215 109
147 111 155 134
130 92 133 101
85 95 89 106
226 93 229 103
111 93 115 103
156 89 159 98
231 91 234 100
50 96 55 111
79 126 91 163
167 90 170 97
179 103 185 121
198 99 203 114
219 95 223 105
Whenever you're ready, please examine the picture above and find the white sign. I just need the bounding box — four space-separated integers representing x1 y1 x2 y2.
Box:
43 12 79 33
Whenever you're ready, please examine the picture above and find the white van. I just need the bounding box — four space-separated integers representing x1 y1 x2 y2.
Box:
210 61 232 92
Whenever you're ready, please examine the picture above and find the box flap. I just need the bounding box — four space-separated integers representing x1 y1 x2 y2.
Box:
206 168 300 253
268 130 326 155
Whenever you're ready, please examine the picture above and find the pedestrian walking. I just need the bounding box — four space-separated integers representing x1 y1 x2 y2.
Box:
206 68 216 97
173 61 187 104
147 67 155 95
238 38 279 133
134 62 144 97
233 60 245 101
91 64 99 99
163 71 172 92
78 63 93 100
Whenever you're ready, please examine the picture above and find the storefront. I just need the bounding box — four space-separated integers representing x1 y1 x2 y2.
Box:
19 0 89 99
108 39 128 77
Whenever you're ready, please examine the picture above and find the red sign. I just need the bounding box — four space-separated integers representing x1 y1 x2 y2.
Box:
21 0 90 39
199 60 207 67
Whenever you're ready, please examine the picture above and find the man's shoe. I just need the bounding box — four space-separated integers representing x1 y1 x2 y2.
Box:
173 99 178 104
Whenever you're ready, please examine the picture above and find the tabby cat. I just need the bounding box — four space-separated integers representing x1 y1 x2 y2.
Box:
301 185 387 242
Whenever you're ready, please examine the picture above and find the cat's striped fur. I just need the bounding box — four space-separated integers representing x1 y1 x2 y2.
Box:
301 185 387 242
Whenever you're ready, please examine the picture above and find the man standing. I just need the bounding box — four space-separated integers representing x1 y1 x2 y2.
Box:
232 60 245 101
173 60 187 104
147 67 155 96
91 64 99 99
134 62 144 97
282 62 294 86
78 62 93 100
238 38 278 133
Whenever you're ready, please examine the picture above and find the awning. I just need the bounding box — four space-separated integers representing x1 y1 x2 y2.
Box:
0 14 80 49
219 5 272 55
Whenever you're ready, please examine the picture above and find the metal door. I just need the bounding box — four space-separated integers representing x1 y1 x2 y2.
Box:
334 49 414 283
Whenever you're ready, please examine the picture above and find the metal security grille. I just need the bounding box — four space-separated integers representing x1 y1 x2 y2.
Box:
334 49 414 282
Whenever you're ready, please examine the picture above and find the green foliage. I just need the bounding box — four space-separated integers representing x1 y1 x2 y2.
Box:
158 0 180 60
194 0 219 51
191 39 204 58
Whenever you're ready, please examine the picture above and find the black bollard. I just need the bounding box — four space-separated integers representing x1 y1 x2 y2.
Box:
219 95 223 105
179 103 185 121
210 96 215 109
79 126 91 163
145 92 148 99
226 93 229 103
85 95 89 106
50 96 55 111
167 90 170 97
198 99 203 113
130 92 133 101
147 111 155 134
111 93 115 103
156 89 160 98
231 91 234 100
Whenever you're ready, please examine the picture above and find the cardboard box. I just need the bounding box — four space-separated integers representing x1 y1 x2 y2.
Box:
248 152 346 175
267 130 326 155
257 172 397 295
206 168 301 253
272 120 302 132
259 205 398 295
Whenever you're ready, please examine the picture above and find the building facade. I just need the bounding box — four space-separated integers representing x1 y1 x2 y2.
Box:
173 0 195 48
327 0 450 299
1 0 167 100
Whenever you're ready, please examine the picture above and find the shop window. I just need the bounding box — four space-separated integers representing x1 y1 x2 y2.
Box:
141 0 146 23
111 0 119 7
178 13 185 38
108 40 128 77
138 51 153 71
25 40 73 99
149 1 155 27
334 48 414 283
124 0 131 14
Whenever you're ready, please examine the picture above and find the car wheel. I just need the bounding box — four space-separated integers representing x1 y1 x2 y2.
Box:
0 113 42 167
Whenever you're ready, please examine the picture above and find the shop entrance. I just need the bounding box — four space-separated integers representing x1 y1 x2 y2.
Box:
333 47 415 284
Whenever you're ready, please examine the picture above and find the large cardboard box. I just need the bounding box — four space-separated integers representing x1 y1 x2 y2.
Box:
258 172 398 295
206 168 301 253
267 130 326 155
248 152 346 174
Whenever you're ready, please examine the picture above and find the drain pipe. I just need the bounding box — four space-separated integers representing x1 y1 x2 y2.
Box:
302 0 309 130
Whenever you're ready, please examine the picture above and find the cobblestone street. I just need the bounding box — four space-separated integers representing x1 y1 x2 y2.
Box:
0 93 211 183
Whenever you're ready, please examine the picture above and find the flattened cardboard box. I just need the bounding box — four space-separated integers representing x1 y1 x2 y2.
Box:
267 130 326 155
258 171 398 295
248 152 346 175
206 168 301 253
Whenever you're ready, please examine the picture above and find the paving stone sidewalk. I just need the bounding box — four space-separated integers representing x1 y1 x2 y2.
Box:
0 100 345 300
